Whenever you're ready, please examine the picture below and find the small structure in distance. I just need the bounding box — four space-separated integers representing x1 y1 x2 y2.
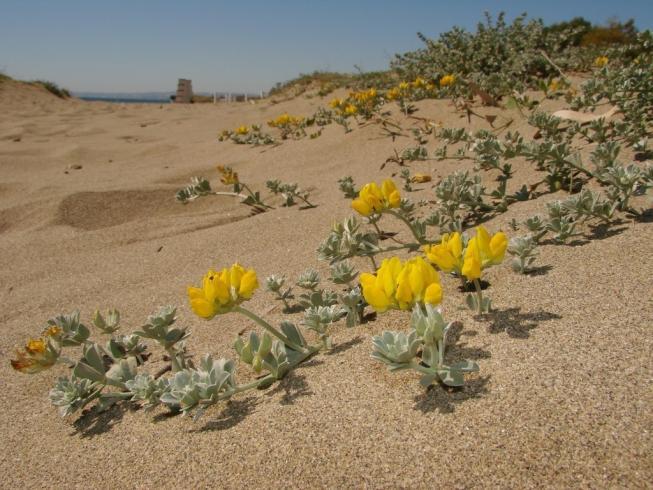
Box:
174 79 193 103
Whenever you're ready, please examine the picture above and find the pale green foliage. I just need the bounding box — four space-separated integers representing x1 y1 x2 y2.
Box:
338 176 358 198
296 269 320 290
329 260 358 284
317 216 380 263
372 305 479 387
176 177 212 203
266 179 315 207
508 236 539 273
158 356 237 419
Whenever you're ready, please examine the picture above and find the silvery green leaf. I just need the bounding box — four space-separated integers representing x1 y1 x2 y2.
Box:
296 269 320 290
92 309 121 334
437 368 465 387
421 343 439 368
303 305 346 334
106 357 138 385
48 310 90 347
262 340 290 379
330 261 358 284
73 362 106 384
107 334 147 362
338 176 358 198
317 216 379 263
449 360 479 373
265 274 286 293
371 330 420 366
126 374 169 410
73 343 108 383
147 306 177 328
411 304 445 345
465 294 478 311
419 374 437 388
175 177 211 203
49 376 101 417
279 321 307 348
299 289 338 309
159 355 237 416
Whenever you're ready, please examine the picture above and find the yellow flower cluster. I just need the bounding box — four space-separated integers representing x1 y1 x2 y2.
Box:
268 113 304 128
188 264 259 319
594 56 609 68
360 257 443 312
217 165 239 185
350 88 378 104
329 98 344 109
11 330 60 374
439 74 456 88
235 125 250 135
351 179 401 216
385 78 436 101
423 226 507 280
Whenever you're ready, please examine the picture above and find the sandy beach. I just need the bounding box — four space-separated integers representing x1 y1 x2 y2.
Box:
0 79 651 488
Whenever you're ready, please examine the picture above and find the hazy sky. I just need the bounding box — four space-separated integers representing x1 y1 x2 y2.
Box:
1 0 651 93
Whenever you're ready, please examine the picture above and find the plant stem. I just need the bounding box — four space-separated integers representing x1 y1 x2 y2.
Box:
408 361 435 376
166 347 183 372
213 191 250 200
241 183 274 209
473 279 484 315
383 209 426 244
233 305 306 353
207 344 322 402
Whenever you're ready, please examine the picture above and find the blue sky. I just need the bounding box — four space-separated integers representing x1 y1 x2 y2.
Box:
1 0 651 93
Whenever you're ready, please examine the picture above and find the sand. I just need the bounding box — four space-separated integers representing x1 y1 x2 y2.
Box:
0 81 651 489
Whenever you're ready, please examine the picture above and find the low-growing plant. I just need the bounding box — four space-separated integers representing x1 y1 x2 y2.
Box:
507 236 539 274
218 125 275 146
267 113 307 139
12 264 354 420
372 305 478 387
176 166 270 213
266 179 316 208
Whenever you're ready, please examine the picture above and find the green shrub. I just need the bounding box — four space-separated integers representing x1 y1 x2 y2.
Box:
31 80 71 98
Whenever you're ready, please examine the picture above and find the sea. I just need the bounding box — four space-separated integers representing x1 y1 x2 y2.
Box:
78 96 171 104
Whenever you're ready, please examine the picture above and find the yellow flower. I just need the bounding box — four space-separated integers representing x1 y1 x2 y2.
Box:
351 179 401 216
410 173 431 183
460 226 507 280
329 98 343 109
11 337 58 374
217 165 239 185
367 88 377 99
344 104 358 116
44 326 62 337
412 77 427 89
475 225 507 267
424 232 464 274
548 79 560 92
360 257 442 312
188 263 259 319
26 338 46 354
398 81 410 91
386 87 401 100
594 56 609 68
462 237 482 280
235 125 249 135
439 74 456 88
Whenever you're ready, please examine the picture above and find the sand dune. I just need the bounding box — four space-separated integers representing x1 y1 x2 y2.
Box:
0 81 651 488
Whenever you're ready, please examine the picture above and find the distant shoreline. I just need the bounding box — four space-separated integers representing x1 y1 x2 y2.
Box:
79 96 170 104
